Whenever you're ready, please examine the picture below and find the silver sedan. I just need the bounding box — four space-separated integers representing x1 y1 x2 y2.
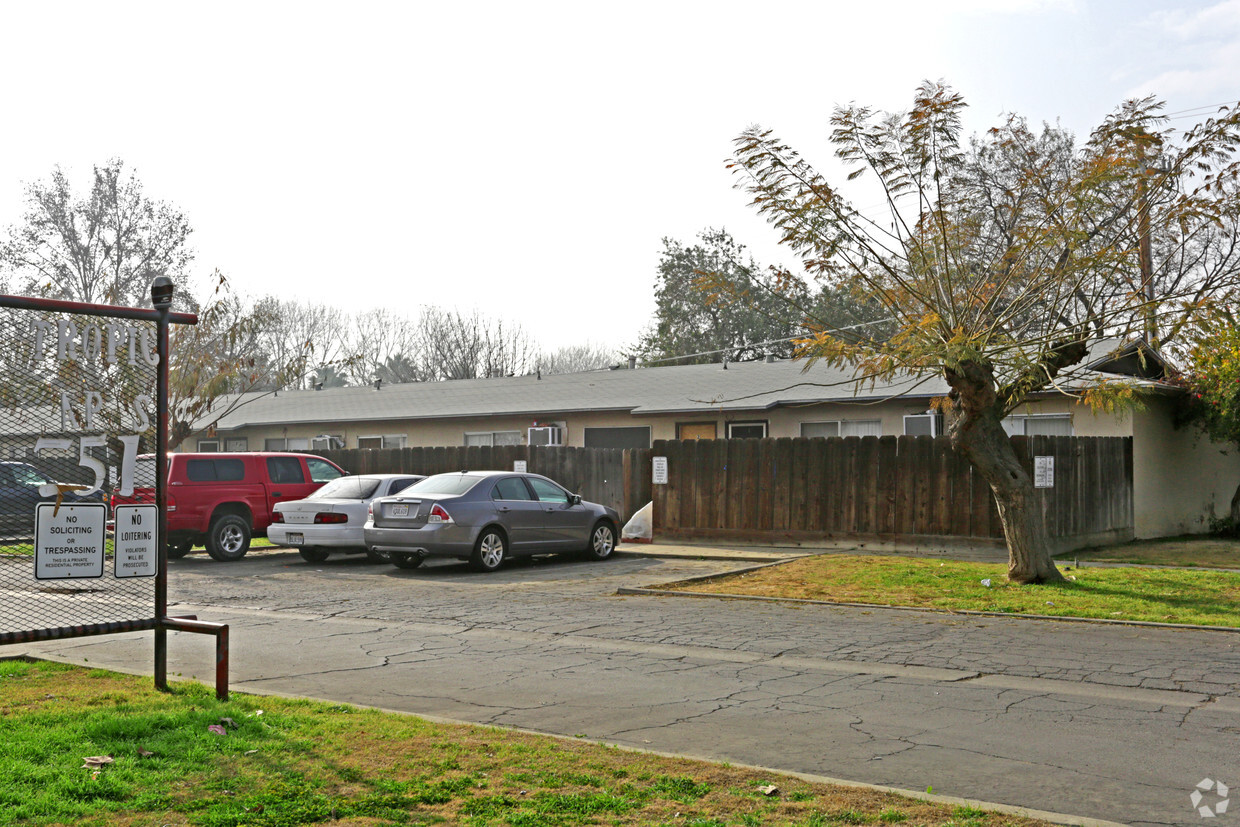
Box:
364 471 620 572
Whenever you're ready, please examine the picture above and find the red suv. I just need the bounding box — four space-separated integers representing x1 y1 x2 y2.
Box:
111 452 346 561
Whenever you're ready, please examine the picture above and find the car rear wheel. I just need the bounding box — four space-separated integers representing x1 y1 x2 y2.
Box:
206 514 251 562
299 547 330 563
390 552 424 569
365 546 392 564
167 540 194 559
584 521 616 561
470 529 507 572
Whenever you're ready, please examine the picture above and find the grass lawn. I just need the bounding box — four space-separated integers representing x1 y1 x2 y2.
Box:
655 554 1240 628
1061 535 1240 569
0 660 1047 827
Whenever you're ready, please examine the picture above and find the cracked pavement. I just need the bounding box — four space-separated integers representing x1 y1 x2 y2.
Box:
12 548 1240 826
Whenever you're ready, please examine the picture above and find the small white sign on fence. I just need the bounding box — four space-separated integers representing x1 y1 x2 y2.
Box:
652 456 668 485
1034 455 1055 488
513 460 527 473
114 504 159 578
34 502 107 580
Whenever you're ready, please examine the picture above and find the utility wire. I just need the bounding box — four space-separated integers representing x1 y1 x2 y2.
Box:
640 316 896 366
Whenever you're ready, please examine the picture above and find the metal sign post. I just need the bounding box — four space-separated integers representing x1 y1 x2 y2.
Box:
0 279 230 699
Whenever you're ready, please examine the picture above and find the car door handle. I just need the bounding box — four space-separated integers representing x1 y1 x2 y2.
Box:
271 492 282 497
496 506 511 513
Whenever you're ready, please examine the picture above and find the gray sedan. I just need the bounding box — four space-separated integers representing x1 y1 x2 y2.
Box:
364 471 620 572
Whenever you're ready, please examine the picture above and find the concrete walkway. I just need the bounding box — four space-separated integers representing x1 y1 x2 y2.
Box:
9 544 1237 826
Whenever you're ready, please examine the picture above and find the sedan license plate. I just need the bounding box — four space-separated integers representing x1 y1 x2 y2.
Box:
391 504 409 517
287 532 303 545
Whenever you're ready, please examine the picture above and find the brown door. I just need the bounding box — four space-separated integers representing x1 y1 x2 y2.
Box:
678 422 717 440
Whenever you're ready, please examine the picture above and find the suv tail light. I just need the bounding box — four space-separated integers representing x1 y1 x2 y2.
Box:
428 504 453 524
315 512 348 524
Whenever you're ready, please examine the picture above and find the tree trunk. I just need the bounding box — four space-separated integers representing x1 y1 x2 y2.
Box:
946 362 1066 585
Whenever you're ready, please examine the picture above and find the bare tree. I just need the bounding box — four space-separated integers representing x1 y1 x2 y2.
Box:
539 343 620 374
1 159 194 308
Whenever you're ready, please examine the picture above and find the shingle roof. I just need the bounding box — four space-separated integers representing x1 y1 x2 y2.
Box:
205 338 1170 432
208 358 950 431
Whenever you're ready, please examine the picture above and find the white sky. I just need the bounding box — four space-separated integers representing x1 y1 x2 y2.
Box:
1 0 1237 356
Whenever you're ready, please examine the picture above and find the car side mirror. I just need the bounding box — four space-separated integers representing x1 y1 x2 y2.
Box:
570 494 582 505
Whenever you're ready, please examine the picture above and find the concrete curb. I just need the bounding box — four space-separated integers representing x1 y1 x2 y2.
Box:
7 652 1124 827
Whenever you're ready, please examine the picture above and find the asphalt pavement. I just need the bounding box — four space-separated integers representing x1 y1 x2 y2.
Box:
8 541 1239 826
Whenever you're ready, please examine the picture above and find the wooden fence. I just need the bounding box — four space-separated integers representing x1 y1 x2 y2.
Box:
317 445 651 522
650 435 1133 552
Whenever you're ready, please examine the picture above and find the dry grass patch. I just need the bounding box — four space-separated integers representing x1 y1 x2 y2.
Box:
1063 536 1240 569
655 554 1240 627
0 659 1049 827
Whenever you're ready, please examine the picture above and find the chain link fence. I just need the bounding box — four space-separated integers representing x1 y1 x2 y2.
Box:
0 301 160 641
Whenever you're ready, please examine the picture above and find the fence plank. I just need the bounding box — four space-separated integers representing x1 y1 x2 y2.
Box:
773 438 794 531
876 436 897 535
855 437 878 533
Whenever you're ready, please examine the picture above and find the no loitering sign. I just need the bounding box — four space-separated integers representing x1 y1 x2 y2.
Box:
114 504 158 578
34 502 107 580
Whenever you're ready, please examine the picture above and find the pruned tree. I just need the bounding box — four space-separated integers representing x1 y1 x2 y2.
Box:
0 159 194 308
729 82 1240 583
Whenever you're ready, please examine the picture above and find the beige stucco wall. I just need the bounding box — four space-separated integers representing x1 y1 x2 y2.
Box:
1130 395 1240 537
197 394 1118 450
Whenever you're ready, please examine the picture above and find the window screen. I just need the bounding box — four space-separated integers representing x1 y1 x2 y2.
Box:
584 426 651 449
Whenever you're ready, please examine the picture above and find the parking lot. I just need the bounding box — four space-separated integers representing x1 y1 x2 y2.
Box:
15 544 1240 826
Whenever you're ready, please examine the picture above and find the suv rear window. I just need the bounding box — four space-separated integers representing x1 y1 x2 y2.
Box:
266 457 305 484
186 458 246 482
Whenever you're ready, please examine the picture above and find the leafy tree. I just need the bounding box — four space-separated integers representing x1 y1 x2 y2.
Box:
1178 312 1240 530
0 159 194 308
636 228 808 364
729 82 1240 583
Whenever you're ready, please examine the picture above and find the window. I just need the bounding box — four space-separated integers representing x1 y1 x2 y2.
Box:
527 476 570 503
584 426 651 450
801 420 883 438
358 434 405 450
465 431 523 447
677 422 717 440
224 438 248 452
197 439 220 452
1002 414 1073 437
727 421 768 439
266 457 306 484
186 458 246 482
492 477 534 501
264 437 310 451
310 435 342 450
903 413 944 437
306 458 343 483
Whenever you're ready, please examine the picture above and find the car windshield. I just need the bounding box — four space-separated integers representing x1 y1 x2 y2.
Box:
10 464 53 487
305 476 382 501
399 474 482 497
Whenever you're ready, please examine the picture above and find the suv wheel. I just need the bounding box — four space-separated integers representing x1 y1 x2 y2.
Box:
206 514 251 562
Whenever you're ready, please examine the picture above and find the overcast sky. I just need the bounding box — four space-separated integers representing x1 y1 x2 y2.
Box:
1 0 1236 356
